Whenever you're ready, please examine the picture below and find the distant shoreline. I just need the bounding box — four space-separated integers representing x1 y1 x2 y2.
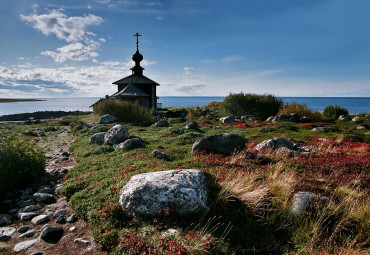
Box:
0 98 46 103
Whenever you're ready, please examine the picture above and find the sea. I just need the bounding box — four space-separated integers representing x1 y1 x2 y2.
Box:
0 97 369 116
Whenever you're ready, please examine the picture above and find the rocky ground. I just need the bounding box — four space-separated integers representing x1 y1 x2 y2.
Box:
0 126 105 255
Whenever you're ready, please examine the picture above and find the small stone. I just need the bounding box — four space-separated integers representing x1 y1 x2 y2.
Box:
0 235 11 241
31 215 50 225
56 216 66 224
53 209 68 218
45 209 54 217
0 227 16 236
152 149 169 160
219 116 235 124
292 191 329 215
33 193 56 205
19 212 38 221
13 239 37 252
36 186 54 194
155 120 170 127
74 238 90 245
69 226 77 232
19 230 35 238
40 225 63 243
0 214 12 226
17 199 36 208
32 252 44 255
67 214 78 223
90 132 106 145
17 205 42 217
185 121 197 129
17 225 30 233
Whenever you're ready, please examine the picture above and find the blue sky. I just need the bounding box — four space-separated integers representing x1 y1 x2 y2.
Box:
0 0 369 98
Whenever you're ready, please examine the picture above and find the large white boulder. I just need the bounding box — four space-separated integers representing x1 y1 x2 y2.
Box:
119 169 209 216
104 124 129 146
254 137 297 151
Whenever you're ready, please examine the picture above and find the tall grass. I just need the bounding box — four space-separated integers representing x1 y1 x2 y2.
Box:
93 100 154 125
278 102 323 122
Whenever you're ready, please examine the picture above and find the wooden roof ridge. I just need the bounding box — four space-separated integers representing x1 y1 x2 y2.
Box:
112 74 159 85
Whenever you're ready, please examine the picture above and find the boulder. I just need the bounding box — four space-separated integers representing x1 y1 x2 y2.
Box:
273 113 300 123
311 127 333 132
338 115 351 121
90 132 106 145
17 225 30 233
352 116 360 122
13 239 38 252
67 214 78 223
53 209 68 218
300 116 313 123
40 225 63 243
56 216 66 224
266 116 275 122
152 149 169 160
241 115 255 121
98 114 117 124
0 214 12 226
24 130 37 136
17 205 42 217
33 193 56 205
104 124 129 146
356 124 369 130
0 227 16 236
116 138 146 151
291 191 328 215
192 133 246 155
74 124 84 131
254 137 297 151
275 147 298 157
119 169 209 216
219 116 235 124
19 212 38 221
155 120 170 127
36 186 54 194
185 121 198 129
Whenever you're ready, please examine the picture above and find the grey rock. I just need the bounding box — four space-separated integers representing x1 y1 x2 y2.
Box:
352 116 360 122
31 215 49 225
98 114 117 124
53 209 68 218
254 137 297 151
152 149 169 160
21 188 33 195
338 115 351 121
266 116 275 122
69 226 77 232
74 124 84 131
32 252 44 255
24 130 38 136
44 126 58 132
116 137 145 151
54 184 63 195
33 193 56 205
311 127 333 132
356 124 369 130
241 115 256 121
67 214 78 223
155 120 170 127
119 169 209 216
292 191 329 215
0 214 12 226
257 155 273 165
275 147 298 157
13 239 38 252
17 205 42 217
273 113 300 123
299 145 319 153
19 212 38 221
174 128 185 135
74 238 90 245
104 124 129 146
45 209 54 217
219 116 235 124
17 225 30 233
18 199 36 208
19 230 35 238
300 116 313 123
90 132 106 145
192 133 246 155
185 121 197 129
0 227 16 236
56 216 66 224
40 225 63 243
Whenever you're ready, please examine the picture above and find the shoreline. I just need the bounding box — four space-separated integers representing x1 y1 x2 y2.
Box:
0 98 46 103
0 110 90 121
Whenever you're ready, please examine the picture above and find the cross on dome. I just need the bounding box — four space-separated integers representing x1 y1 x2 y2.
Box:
134 32 141 51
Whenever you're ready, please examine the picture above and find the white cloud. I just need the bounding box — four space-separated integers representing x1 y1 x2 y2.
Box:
221 55 244 63
156 16 164 20
184 67 194 74
20 10 104 63
20 10 103 43
41 42 99 63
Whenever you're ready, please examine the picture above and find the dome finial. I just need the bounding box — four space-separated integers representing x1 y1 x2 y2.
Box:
134 32 141 51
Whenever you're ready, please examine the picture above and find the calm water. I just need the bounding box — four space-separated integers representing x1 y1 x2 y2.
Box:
0 97 369 116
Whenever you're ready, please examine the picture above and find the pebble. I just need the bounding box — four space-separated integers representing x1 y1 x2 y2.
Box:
19 212 38 221
19 229 35 238
53 209 68 218
67 214 78 223
17 225 30 233
13 239 38 252
31 215 50 225
74 238 90 245
56 215 66 224
69 226 77 232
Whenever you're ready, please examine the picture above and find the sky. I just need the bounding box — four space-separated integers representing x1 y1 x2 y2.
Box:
0 0 369 98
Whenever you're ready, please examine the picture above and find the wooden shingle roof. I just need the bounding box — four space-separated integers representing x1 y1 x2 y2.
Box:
112 74 159 86
111 83 150 97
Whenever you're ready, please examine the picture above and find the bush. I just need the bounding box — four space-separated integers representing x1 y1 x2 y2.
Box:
323 105 349 120
0 133 45 195
222 93 283 120
93 100 154 125
278 102 323 122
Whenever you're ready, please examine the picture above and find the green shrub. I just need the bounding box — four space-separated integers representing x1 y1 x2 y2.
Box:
222 93 283 120
187 107 202 120
323 105 349 120
278 102 323 122
93 100 154 125
0 133 45 195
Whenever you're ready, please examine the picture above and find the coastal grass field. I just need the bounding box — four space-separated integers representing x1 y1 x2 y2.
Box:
1 103 369 254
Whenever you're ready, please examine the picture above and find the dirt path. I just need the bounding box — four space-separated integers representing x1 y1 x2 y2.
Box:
0 126 105 255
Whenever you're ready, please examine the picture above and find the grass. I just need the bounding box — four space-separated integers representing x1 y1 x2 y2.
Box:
2 107 369 254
